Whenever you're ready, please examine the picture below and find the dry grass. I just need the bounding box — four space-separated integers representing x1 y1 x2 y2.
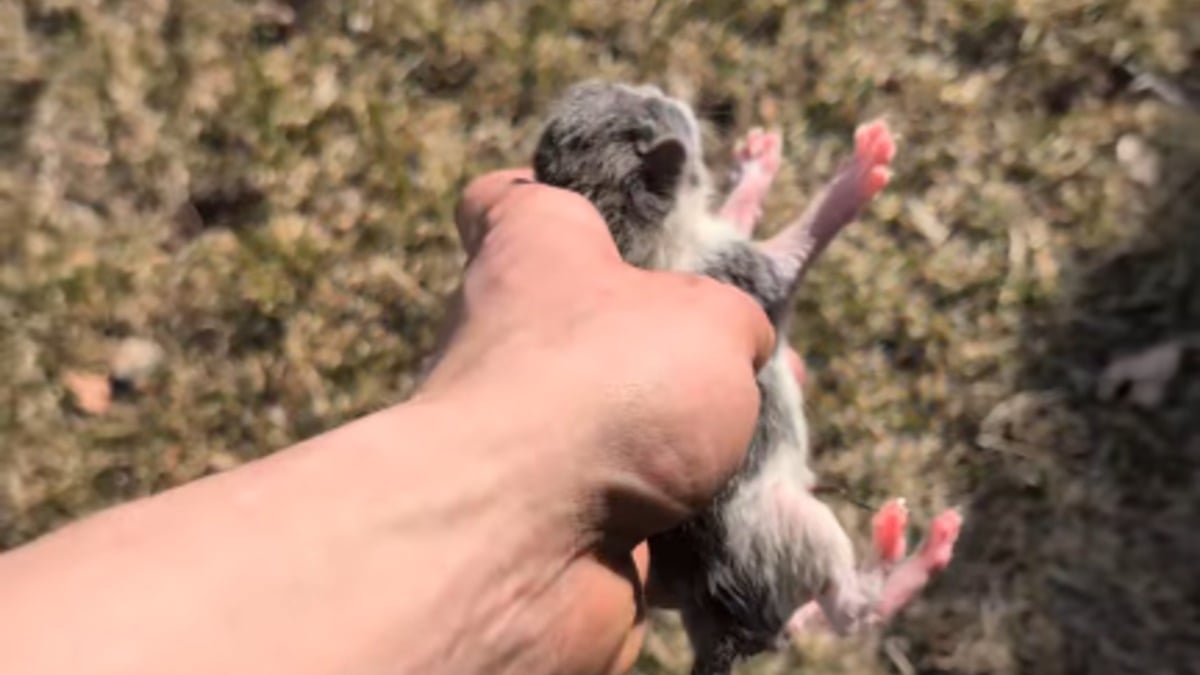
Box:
2 1 1198 673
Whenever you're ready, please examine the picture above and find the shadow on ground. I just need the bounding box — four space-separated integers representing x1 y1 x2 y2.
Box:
896 104 1200 675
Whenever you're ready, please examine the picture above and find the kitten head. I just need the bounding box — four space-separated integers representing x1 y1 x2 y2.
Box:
533 80 710 265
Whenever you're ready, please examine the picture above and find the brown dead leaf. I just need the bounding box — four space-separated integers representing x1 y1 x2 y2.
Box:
63 371 112 415
1097 340 1187 408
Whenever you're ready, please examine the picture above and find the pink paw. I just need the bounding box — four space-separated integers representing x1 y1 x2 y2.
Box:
853 119 896 198
918 509 962 572
733 127 783 178
872 498 908 564
786 504 963 640
722 128 784 235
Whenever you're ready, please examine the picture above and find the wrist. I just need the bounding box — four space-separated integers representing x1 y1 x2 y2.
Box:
406 361 604 533
358 391 592 673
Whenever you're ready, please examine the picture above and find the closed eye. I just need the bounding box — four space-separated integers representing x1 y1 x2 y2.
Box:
627 125 657 155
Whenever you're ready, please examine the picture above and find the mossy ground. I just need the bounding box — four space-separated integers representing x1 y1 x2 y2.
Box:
2 1 1198 673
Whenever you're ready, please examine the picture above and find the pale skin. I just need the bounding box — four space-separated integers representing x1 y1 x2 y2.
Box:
0 173 773 675
0 141 955 675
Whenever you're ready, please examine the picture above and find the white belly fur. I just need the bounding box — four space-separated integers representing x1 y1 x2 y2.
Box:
652 191 743 271
653 195 837 618
722 356 832 616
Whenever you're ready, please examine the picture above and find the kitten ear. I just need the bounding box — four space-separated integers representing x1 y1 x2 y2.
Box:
639 136 687 196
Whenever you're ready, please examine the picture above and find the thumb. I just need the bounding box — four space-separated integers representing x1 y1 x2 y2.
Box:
454 168 535 259
455 169 620 268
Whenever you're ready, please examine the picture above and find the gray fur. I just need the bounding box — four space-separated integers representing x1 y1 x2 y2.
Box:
534 81 706 267
533 80 867 675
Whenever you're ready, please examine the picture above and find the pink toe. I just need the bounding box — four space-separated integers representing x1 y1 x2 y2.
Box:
854 120 883 154
746 128 764 154
732 128 784 176
928 509 963 544
855 119 896 167
863 167 892 197
873 132 897 165
762 132 783 170
872 498 909 563
920 509 962 571
753 128 772 156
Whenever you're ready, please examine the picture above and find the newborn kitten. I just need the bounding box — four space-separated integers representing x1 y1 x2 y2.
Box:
532 81 956 674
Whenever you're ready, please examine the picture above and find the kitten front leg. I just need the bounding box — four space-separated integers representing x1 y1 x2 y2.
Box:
720 128 783 236
760 119 896 285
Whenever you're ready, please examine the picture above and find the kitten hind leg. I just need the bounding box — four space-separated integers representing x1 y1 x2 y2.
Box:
768 485 868 635
873 507 962 622
786 501 963 638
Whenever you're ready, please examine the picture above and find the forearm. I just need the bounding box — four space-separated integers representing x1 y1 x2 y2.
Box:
0 396 577 675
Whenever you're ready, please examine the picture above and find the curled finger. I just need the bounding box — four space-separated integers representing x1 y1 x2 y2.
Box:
688 276 777 371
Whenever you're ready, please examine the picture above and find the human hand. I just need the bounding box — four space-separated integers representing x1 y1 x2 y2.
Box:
422 166 954 673
415 169 775 674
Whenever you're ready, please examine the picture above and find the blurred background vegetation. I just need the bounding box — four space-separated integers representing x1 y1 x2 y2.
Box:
2 0 1198 673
